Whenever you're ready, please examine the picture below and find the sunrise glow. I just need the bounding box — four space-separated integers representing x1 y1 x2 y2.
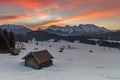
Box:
0 0 120 30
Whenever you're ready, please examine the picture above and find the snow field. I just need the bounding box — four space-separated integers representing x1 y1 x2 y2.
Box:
0 41 120 80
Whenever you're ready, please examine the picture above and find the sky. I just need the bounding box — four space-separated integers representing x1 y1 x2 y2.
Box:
0 0 120 30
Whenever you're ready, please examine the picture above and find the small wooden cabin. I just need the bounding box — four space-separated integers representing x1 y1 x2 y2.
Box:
22 50 54 69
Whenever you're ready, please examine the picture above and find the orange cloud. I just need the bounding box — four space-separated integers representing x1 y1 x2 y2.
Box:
0 0 120 30
65 8 120 22
34 9 50 19
0 0 60 9
0 15 26 21
25 16 31 20
38 8 120 28
0 15 31 21
0 0 60 20
29 26 40 31
42 20 63 27
30 19 63 30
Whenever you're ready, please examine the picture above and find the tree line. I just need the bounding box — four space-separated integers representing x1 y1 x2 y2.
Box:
19 30 120 49
0 30 15 53
97 40 120 48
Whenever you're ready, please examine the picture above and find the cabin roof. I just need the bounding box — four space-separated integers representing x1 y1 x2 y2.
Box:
22 50 54 64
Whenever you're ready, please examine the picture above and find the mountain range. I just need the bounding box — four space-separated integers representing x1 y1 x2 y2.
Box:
0 24 31 34
45 24 111 36
0 24 111 36
0 24 120 41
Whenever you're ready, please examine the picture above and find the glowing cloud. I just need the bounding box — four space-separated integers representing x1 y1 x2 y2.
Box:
0 0 120 30
0 15 27 21
64 8 120 22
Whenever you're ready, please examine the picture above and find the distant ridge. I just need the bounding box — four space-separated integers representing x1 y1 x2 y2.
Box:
0 24 31 34
44 24 111 36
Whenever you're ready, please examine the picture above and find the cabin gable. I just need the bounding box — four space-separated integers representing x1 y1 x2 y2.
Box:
25 55 40 69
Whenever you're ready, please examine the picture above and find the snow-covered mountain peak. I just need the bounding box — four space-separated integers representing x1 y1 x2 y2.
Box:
78 24 110 33
45 24 111 36
0 24 31 34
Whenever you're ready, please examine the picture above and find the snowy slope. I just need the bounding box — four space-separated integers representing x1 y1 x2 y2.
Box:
0 41 120 80
0 24 31 34
45 24 111 36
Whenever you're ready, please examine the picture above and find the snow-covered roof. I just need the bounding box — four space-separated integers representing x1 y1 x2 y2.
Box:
22 50 54 64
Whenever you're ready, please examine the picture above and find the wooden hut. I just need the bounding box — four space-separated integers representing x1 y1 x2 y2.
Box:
22 50 54 69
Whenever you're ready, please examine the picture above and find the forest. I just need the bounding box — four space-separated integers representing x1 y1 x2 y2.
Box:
0 30 15 53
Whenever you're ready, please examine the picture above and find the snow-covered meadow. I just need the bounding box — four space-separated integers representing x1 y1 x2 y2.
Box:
0 41 120 80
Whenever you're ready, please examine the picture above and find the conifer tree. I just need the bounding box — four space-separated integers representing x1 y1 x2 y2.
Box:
9 31 15 49
0 31 10 52
4 29 9 39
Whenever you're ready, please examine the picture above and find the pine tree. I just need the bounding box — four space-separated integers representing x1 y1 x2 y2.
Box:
4 29 9 40
4 29 10 47
8 31 15 49
0 31 4 51
0 31 10 52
